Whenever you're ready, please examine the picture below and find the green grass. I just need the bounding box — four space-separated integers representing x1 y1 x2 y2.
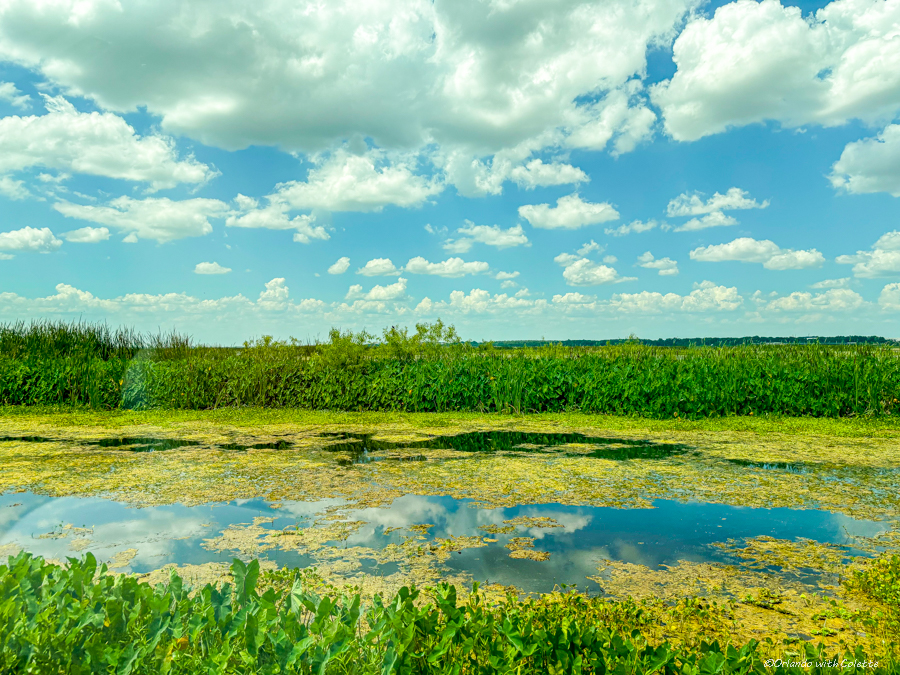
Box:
5 319 900 419
2 552 895 674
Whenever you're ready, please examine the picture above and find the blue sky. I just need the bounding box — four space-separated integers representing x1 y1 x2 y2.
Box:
1 0 899 343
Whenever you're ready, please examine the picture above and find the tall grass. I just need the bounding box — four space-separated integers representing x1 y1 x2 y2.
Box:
2 320 900 418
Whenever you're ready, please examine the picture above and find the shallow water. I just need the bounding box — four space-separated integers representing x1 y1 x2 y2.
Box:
0 490 886 593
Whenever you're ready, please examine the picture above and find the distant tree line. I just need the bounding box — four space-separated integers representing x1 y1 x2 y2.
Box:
489 336 896 348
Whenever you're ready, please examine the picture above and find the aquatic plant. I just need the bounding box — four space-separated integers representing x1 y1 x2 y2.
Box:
1 552 895 674
3 320 900 418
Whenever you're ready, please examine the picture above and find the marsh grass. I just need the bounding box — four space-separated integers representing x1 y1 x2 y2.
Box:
4 320 900 418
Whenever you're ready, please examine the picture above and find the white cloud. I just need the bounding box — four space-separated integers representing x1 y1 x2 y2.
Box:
830 124 900 197
0 96 215 191
0 226 62 254
552 292 597 306
443 221 530 253
346 277 408 301
760 288 866 312
495 271 520 281
272 149 442 212
519 193 619 230
195 262 232 275
258 278 290 309
62 226 109 243
878 283 900 310
328 257 351 275
836 230 900 277
572 242 601 258
54 196 229 243
554 253 636 286
690 237 824 270
636 251 678 276
0 0 693 172
605 220 658 237
357 258 401 276
416 288 545 315
810 278 851 289
404 256 489 277
0 278 328 323
0 175 29 200
667 187 769 216
652 0 900 141
225 195 330 244
508 160 588 190
607 281 743 313
674 211 738 232
0 81 29 108
565 82 657 155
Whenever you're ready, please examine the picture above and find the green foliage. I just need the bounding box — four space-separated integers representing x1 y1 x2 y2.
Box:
4 320 900 418
846 554 900 638
1 552 894 674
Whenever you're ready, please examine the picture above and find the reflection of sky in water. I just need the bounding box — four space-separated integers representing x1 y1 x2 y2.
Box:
0 492 890 593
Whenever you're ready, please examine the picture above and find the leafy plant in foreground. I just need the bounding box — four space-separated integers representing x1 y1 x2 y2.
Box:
1 552 897 674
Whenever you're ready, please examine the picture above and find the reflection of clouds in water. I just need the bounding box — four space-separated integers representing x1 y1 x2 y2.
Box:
829 512 889 540
351 495 451 530
276 499 345 520
0 497 209 568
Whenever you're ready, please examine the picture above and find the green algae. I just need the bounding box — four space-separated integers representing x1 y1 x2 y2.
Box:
3 408 900 655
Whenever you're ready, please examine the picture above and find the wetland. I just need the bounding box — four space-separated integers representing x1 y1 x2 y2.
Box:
2 408 899 659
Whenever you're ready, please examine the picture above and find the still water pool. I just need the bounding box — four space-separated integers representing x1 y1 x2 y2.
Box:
0 490 887 594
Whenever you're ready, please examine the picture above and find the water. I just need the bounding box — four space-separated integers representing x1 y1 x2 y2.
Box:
0 491 886 593
320 431 688 464
1 430 688 462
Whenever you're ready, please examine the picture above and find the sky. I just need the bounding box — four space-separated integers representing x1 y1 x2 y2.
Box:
1 0 899 344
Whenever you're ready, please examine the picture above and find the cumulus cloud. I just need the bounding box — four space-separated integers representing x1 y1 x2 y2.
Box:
62 226 109 243
0 226 62 255
495 271 520 281
0 278 325 322
416 288 545 315
810 278 851 289
404 256 489 277
758 288 866 312
652 0 900 141
195 262 232 275
328 257 351 275
565 82 657 155
830 124 900 197
0 96 215 191
0 175 29 200
636 251 678 276
225 195 330 244
508 160 588 190
443 221 529 253
878 283 900 310
554 252 636 286
674 211 738 232
346 277 408 301
271 149 442 212
55 196 229 243
0 0 692 171
605 220 658 237
836 230 900 277
357 258 401 276
519 194 619 230
608 281 743 313
690 237 824 270
0 81 29 108
667 187 769 216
